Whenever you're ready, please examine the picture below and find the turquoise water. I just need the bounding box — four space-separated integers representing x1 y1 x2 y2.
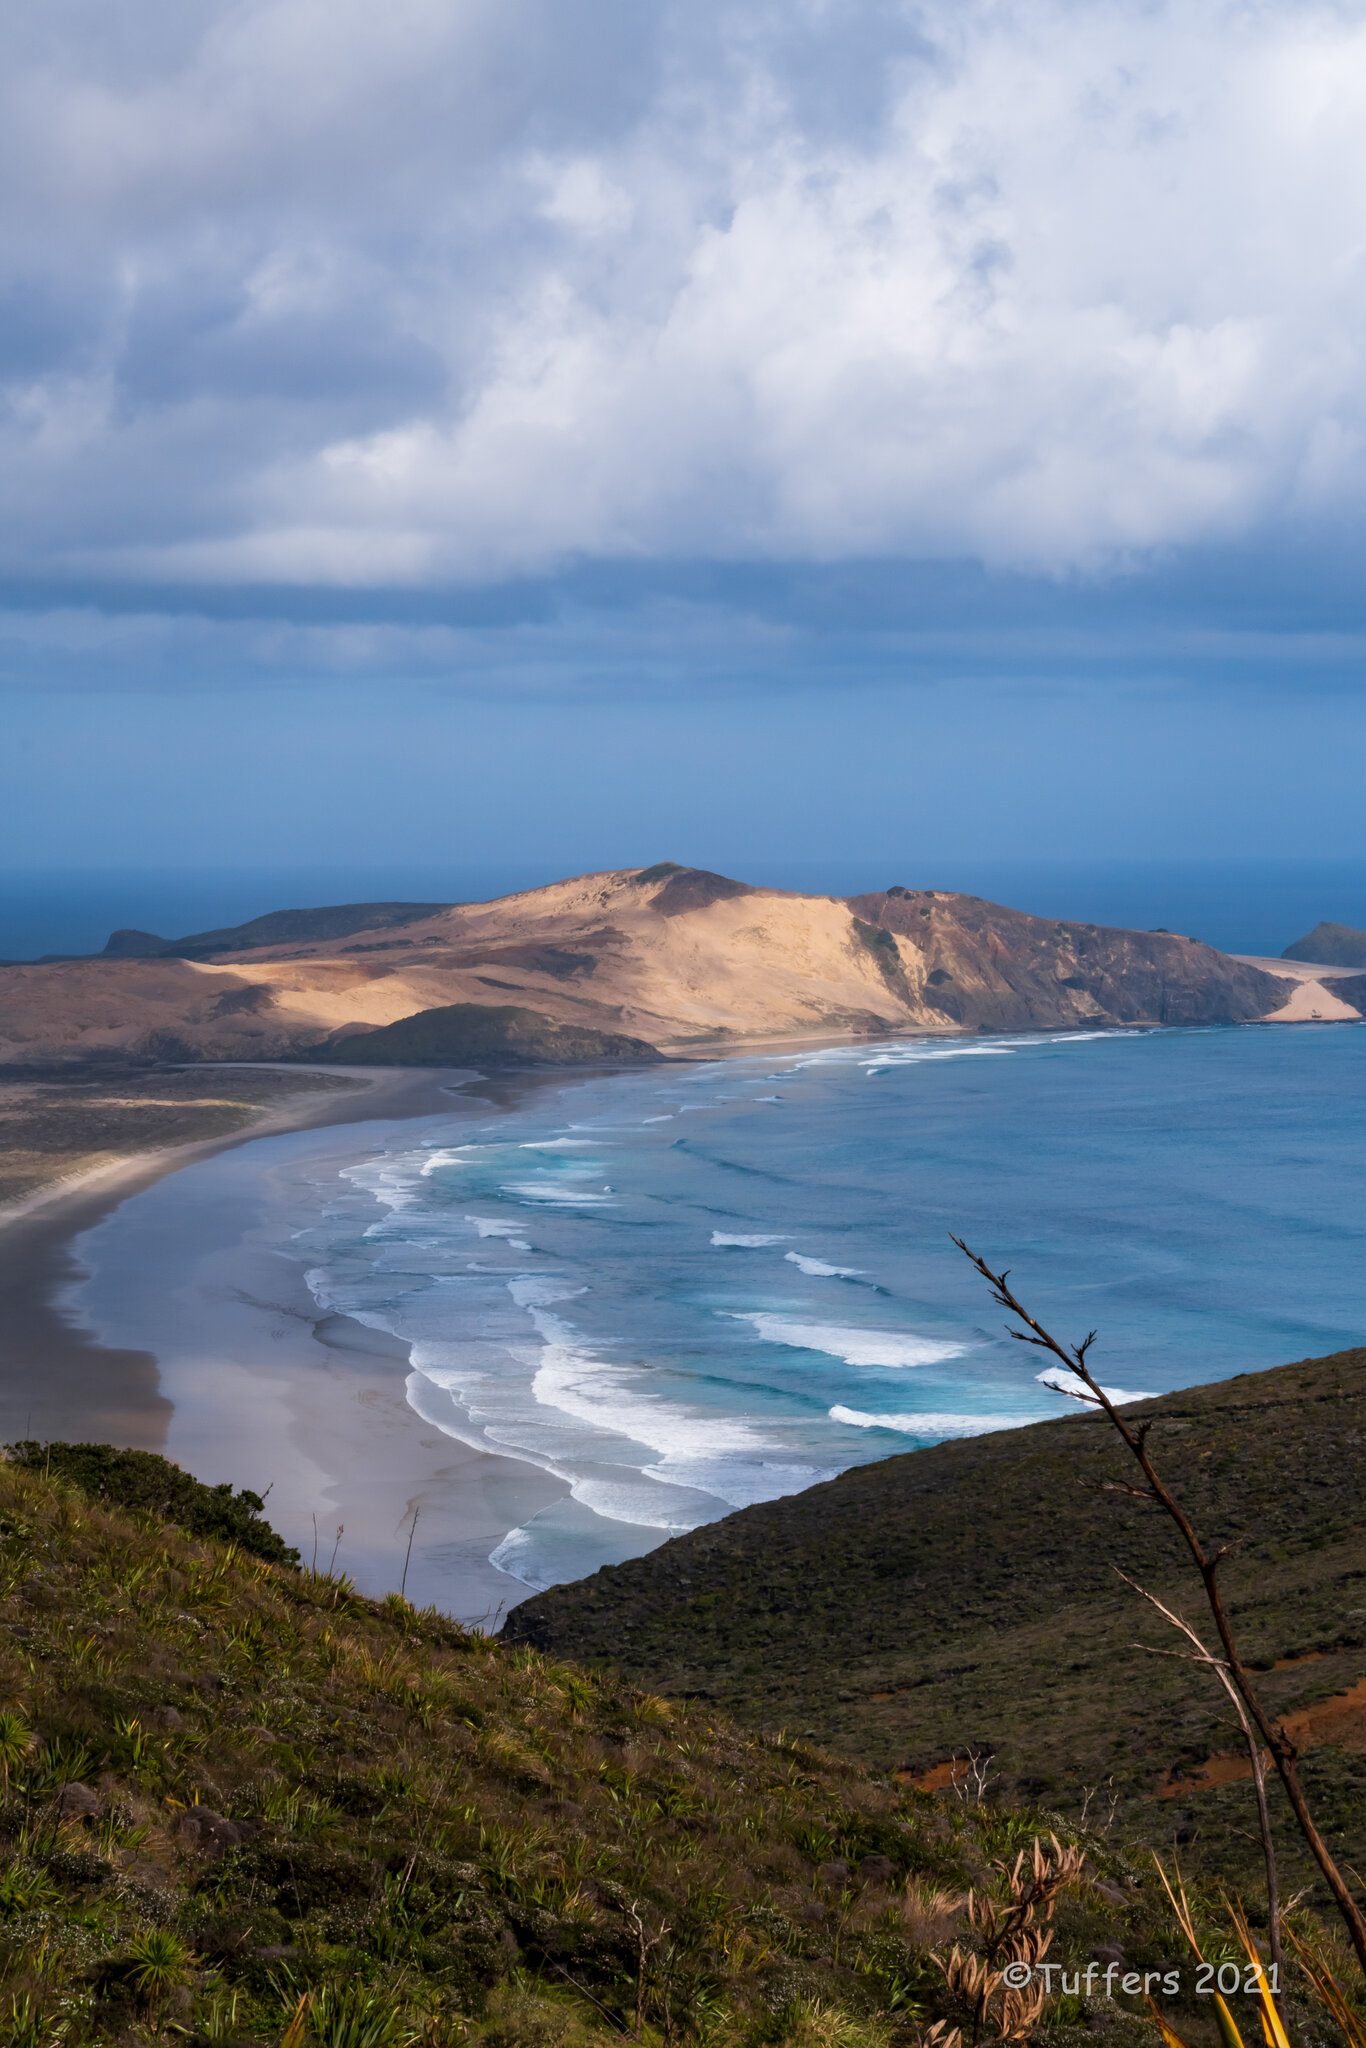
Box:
290 1023 1366 1591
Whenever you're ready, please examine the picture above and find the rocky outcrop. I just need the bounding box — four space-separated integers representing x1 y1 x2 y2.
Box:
102 928 170 958
851 889 1291 1030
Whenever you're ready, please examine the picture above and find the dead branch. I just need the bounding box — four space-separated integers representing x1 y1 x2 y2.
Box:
953 1236 1366 1978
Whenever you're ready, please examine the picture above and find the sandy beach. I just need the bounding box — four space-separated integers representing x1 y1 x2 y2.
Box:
0 1067 455 1443
1233 954 1363 1023
0 1064 581 1621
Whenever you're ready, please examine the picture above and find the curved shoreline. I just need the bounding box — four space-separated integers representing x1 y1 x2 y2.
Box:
0 1066 477 1449
0 1060 630 1622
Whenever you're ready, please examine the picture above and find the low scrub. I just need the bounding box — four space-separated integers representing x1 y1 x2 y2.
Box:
0 1448 1265 2047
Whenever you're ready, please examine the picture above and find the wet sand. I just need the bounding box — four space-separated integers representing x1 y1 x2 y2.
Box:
0 1068 461 1447
0 1063 595 1623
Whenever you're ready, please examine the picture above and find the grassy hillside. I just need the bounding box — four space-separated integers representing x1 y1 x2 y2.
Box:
506 1348 1366 1903
0 1445 1236 2048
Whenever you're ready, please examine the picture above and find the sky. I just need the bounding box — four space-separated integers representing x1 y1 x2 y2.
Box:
4 0 1366 878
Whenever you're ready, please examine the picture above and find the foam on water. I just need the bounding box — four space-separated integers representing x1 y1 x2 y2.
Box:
508 1275 585 1309
274 1020 1366 1599
418 1145 483 1175
526 1310 783 1518
1035 1366 1157 1406
830 1404 1029 1436
785 1251 864 1278
711 1230 789 1247
729 1313 968 1369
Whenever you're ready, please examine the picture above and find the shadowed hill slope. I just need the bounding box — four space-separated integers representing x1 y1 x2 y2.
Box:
851 890 1283 1030
102 902 449 959
309 1001 662 1066
505 1346 1366 1897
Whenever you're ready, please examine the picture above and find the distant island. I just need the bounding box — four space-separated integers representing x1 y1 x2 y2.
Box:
3 861 1358 1070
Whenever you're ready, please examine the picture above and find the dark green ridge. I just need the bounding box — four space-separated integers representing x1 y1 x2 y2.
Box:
505 1346 1366 1900
300 1000 663 1066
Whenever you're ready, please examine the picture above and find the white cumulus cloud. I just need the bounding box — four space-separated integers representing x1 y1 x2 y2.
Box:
4 0 1366 587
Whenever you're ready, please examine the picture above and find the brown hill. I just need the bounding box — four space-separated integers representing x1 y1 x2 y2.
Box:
0 864 1305 1065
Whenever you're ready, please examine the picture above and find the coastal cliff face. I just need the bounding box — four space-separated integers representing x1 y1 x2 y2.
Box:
848 888 1286 1029
0 864 1308 1064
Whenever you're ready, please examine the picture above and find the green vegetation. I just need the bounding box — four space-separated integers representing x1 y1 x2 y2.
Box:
849 921 911 1004
4 1443 297 1566
0 1446 1279 2048
506 1347 1366 1905
307 1003 661 1068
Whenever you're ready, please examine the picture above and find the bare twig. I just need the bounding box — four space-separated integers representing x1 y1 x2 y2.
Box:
951 1748 996 1805
624 1899 670 2037
1119 1570 1282 1986
400 1503 420 1600
953 1236 1366 1977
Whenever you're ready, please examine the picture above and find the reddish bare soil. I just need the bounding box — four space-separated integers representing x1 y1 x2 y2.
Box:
1158 1677 1366 1798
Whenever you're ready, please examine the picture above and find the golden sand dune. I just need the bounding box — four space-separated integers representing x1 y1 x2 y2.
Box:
0 864 1330 1065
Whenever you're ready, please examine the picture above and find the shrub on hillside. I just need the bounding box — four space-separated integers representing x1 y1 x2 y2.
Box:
3 1440 298 1565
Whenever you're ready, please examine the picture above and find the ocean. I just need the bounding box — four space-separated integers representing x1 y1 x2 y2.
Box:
236 1020 1366 1594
